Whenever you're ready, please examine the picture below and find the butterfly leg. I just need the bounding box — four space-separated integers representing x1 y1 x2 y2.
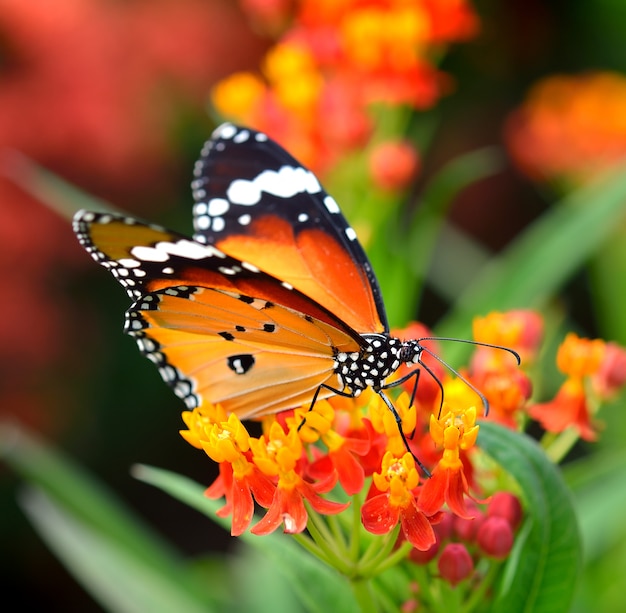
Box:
297 382 356 433
383 368 421 407
385 362 445 418
299 382 432 477
376 390 431 478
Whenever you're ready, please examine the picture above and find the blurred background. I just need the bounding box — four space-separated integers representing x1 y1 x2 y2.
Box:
1 0 625 610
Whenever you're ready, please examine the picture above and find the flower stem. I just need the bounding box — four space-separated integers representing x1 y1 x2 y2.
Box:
304 508 352 574
349 578 379 613
461 562 501 613
542 427 580 464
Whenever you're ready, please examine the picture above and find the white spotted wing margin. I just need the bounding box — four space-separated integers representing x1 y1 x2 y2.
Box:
123 284 360 419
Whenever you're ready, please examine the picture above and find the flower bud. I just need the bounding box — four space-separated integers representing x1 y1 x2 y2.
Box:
438 543 474 586
487 492 523 530
452 503 484 542
476 516 514 559
593 342 626 400
369 140 420 191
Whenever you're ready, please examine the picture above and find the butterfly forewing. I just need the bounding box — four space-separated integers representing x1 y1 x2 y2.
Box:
191 123 388 335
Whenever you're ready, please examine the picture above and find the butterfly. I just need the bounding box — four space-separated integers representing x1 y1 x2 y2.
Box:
73 123 514 453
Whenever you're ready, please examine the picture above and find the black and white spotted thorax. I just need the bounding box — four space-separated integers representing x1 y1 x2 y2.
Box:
333 334 424 395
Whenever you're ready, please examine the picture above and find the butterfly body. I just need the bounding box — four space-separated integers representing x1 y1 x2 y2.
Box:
73 123 425 421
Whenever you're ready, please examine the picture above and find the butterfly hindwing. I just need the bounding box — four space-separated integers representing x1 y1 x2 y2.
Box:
191 123 388 335
127 285 358 417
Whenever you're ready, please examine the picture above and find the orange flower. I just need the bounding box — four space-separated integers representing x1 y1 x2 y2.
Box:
528 333 606 441
250 421 348 534
472 369 533 429
528 377 597 441
211 72 267 124
216 0 480 175
362 452 436 551
418 406 479 518
556 333 605 379
472 310 544 366
181 406 276 535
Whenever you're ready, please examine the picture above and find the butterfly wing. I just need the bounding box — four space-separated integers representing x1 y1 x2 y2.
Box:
127 285 355 417
191 123 388 335
74 211 361 416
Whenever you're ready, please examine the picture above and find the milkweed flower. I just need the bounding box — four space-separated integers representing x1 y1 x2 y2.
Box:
173 312 615 609
418 405 480 518
212 0 480 174
180 405 276 535
528 333 606 441
592 342 626 400
361 451 437 551
249 420 349 535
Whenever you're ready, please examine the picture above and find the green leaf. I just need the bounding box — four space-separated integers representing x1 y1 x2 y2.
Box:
134 463 360 613
19 487 216 613
477 421 582 613
2 150 118 220
437 168 626 343
0 424 217 612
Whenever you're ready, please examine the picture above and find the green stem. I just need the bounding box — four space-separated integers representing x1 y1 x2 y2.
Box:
290 532 332 565
461 562 501 613
326 513 349 556
358 526 405 577
350 578 379 613
542 427 580 464
349 490 363 561
411 564 443 613
305 510 352 574
370 540 413 576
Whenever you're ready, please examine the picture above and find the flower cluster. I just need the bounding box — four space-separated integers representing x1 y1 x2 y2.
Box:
505 71 626 187
211 0 478 178
180 309 626 585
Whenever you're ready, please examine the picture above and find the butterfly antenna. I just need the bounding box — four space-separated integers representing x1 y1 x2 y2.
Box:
417 337 521 366
418 346 491 417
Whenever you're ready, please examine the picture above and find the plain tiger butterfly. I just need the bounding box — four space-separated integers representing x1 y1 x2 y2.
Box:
73 123 518 465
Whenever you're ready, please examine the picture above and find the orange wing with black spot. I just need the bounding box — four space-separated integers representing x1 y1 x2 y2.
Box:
73 123 389 418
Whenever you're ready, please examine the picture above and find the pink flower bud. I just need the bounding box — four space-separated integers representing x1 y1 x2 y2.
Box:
487 491 523 530
369 140 420 191
438 543 474 586
452 503 484 542
477 516 514 559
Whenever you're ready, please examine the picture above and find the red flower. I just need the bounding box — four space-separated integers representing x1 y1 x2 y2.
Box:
528 377 598 441
252 471 348 535
250 421 349 535
308 428 370 496
361 452 436 551
418 407 480 519
205 460 276 536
